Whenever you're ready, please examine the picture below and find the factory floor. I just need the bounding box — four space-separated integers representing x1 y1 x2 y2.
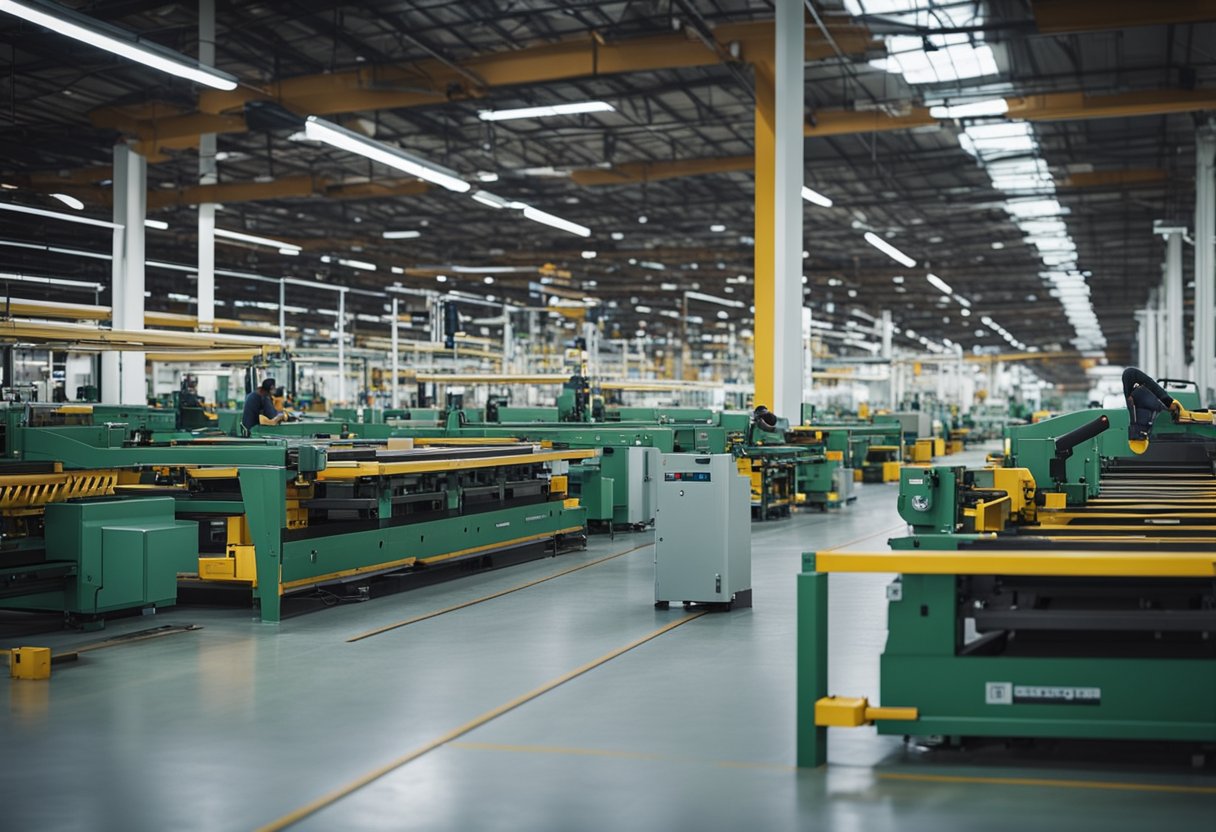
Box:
2 444 1213 831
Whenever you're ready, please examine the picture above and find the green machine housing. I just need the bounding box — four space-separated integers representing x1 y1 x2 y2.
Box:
798 398 1216 760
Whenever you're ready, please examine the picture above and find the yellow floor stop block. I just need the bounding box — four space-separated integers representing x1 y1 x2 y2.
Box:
10 646 51 680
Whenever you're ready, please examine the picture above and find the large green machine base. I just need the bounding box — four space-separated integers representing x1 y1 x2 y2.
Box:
879 655 1216 742
1 497 196 621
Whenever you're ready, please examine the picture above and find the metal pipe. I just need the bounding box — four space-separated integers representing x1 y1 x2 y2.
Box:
390 296 399 409
337 289 346 405
1195 128 1215 404
196 0 216 331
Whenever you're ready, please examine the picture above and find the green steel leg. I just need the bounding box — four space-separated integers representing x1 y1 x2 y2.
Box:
797 552 828 767
238 467 287 623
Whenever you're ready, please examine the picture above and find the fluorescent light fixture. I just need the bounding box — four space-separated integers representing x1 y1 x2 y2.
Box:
338 258 376 271
685 291 744 309
476 172 499 182
929 98 1008 119
449 265 526 274
382 230 422 239
521 205 590 237
483 276 494 284
801 186 834 208
863 232 916 268
0 271 104 291
471 191 510 209
710 224 726 232
278 248 299 256
144 218 169 230
0 239 108 261
926 273 953 295
478 101 614 122
0 200 119 229
580 250 596 259
304 116 470 193
50 192 83 210
214 227 301 251
0 0 238 90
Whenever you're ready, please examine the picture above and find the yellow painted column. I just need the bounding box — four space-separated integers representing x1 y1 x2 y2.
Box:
753 62 776 411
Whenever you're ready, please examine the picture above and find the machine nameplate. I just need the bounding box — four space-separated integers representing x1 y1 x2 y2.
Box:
1015 685 1101 705
986 682 1101 705
908 478 924 485
664 472 711 482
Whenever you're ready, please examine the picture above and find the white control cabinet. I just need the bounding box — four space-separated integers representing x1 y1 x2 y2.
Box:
625 446 661 526
654 453 752 610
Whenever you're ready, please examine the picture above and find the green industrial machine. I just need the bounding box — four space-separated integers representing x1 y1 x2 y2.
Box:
792 421 903 484
797 396 1216 764
783 427 852 510
0 404 591 625
266 418 687 530
1 497 194 626
253 398 858 529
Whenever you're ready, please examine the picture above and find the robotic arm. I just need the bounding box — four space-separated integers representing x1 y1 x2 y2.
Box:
1122 367 1175 454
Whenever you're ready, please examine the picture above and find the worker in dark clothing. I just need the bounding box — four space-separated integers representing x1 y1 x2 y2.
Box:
241 377 287 436
1122 367 1180 454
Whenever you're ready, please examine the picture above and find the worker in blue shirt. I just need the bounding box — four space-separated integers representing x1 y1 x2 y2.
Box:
241 378 287 436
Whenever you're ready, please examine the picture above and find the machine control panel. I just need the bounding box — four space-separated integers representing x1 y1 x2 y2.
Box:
664 472 711 482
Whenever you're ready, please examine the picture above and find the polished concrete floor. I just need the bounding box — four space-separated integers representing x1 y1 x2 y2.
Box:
2 445 1213 831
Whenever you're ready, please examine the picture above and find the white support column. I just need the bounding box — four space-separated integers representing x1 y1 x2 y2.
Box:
102 144 147 404
498 301 513 374
1162 228 1185 378
1135 309 1148 371
771 0 804 419
1144 291 1158 376
196 0 217 330
1195 129 1216 404
1156 297 1168 382
337 290 346 405
880 309 893 408
390 296 400 409
278 279 286 346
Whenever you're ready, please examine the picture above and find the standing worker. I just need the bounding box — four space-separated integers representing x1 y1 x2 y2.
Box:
1122 367 1180 454
241 377 288 436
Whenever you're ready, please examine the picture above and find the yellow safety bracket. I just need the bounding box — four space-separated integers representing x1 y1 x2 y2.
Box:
814 696 918 727
9 646 52 680
1175 405 1214 425
1042 492 1067 510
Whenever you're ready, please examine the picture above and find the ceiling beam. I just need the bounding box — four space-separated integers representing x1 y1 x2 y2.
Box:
86 20 877 155
1008 88 1216 122
21 174 430 209
1059 168 1168 187
805 106 937 136
570 155 752 185
1031 0 1216 34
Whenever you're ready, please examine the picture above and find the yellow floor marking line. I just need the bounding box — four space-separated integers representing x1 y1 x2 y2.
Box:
821 522 908 554
877 771 1216 795
258 611 707 832
347 542 654 643
449 740 796 772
